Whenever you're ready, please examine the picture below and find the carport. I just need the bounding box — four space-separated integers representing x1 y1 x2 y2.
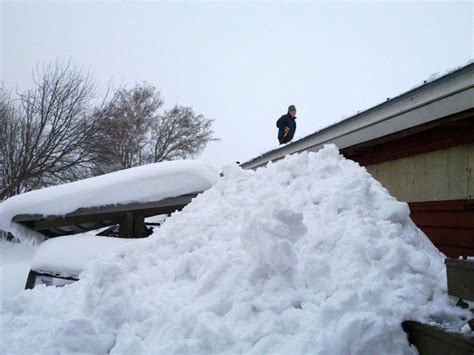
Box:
12 193 196 238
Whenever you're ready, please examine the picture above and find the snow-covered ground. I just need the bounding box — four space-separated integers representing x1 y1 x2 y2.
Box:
0 145 470 354
0 160 219 243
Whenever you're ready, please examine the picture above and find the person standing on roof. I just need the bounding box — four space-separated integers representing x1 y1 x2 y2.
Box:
276 105 298 144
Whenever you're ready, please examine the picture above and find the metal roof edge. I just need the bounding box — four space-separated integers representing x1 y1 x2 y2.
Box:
241 62 474 169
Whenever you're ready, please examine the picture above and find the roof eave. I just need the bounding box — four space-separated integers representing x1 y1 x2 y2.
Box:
241 63 474 169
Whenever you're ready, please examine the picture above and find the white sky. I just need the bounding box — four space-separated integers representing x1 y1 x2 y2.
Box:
1 1 473 169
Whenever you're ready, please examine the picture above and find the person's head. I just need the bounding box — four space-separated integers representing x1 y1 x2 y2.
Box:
288 105 296 118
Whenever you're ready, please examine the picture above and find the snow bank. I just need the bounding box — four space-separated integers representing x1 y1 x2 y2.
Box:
31 235 137 278
0 145 468 354
0 160 219 242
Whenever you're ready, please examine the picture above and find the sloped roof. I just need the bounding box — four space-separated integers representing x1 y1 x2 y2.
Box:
241 62 474 169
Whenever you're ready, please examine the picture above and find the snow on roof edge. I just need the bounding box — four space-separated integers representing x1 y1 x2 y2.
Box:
0 160 220 242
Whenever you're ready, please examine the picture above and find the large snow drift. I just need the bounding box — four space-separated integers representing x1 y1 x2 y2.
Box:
0 145 467 354
0 160 219 242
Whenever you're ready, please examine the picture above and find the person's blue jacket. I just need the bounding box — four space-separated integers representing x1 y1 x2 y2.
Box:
276 113 297 144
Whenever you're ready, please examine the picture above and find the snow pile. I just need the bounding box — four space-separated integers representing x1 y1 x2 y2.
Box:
31 235 137 278
0 145 467 354
0 160 219 242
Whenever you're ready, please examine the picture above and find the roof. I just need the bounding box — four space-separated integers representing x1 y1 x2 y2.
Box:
12 193 197 238
241 62 474 170
0 160 219 241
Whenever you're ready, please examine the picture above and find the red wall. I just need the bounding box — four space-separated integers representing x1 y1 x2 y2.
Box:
409 200 474 258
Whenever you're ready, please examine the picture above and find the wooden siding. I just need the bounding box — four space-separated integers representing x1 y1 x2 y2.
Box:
341 109 474 166
409 200 474 258
340 111 474 257
365 143 473 203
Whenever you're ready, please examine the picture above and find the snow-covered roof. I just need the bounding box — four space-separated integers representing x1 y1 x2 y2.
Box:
31 235 137 278
242 61 474 169
0 160 219 241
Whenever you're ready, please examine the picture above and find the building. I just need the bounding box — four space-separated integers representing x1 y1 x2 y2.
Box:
241 63 474 258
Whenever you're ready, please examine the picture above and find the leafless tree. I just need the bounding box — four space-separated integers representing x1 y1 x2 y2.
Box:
151 105 217 162
91 83 163 174
0 61 109 200
92 83 217 174
1 65 218 201
0 87 16 197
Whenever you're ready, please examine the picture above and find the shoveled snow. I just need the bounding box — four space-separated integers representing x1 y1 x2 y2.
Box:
0 145 468 354
31 235 137 278
0 160 219 242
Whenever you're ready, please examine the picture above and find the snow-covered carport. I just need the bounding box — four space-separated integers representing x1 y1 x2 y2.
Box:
0 160 219 241
11 194 197 238
241 62 474 258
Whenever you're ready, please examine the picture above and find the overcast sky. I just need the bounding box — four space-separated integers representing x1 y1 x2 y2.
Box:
1 1 473 169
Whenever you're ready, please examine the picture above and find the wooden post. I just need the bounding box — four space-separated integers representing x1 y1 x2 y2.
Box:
118 213 146 238
119 212 134 238
25 271 37 289
133 215 145 238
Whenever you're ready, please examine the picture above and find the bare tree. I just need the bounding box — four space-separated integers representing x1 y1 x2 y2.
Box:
91 83 163 174
0 87 16 197
1 65 218 201
151 105 217 162
0 61 108 200
92 83 217 174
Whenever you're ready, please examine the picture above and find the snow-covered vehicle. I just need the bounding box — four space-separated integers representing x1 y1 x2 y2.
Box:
25 234 135 289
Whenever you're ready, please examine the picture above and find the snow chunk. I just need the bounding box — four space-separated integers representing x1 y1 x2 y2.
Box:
461 323 473 334
241 210 307 277
0 160 219 242
0 145 469 354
